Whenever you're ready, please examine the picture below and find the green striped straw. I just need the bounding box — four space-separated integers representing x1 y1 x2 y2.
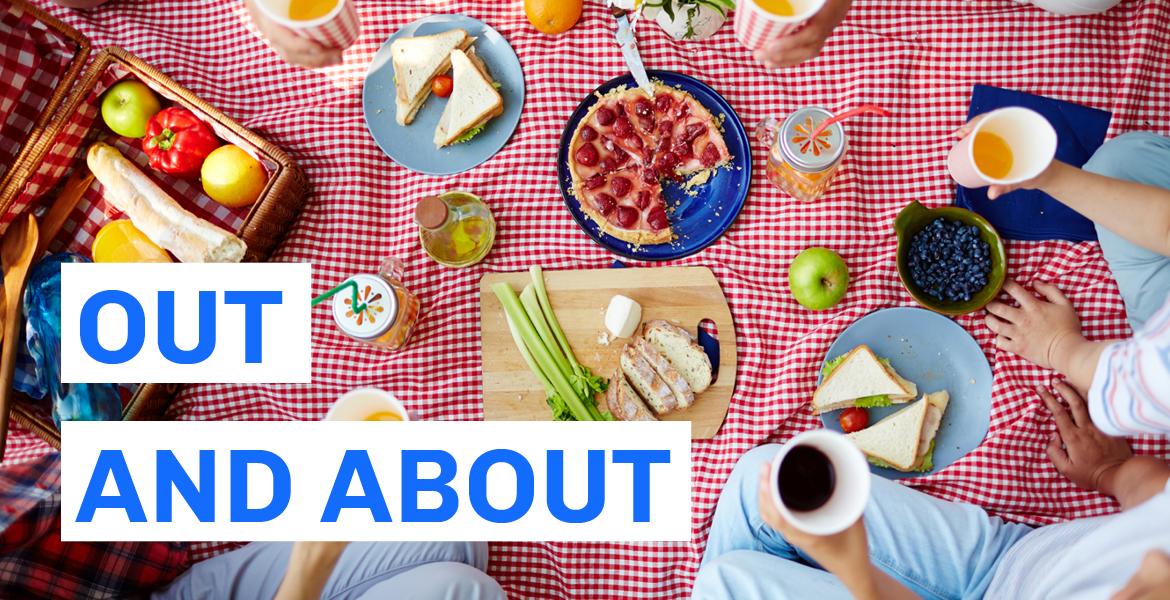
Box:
310 279 367 315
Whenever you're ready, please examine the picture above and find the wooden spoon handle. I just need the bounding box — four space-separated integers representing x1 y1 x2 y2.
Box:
0 297 25 461
35 168 94 260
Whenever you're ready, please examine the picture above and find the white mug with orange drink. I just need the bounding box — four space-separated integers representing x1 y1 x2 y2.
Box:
948 107 1057 189
325 388 411 422
251 0 361 50
734 0 829 51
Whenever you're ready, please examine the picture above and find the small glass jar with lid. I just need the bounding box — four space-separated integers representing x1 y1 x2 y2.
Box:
757 107 849 203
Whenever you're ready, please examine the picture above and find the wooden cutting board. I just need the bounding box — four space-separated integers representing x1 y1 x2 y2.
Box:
480 267 736 439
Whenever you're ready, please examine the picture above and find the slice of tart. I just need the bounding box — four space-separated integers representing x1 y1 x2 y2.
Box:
574 167 671 245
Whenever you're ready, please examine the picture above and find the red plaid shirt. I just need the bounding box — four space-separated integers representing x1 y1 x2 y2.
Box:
0 453 187 599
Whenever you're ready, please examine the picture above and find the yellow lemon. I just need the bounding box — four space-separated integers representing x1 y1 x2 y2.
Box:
201 145 267 208
93 220 172 263
525 0 582 35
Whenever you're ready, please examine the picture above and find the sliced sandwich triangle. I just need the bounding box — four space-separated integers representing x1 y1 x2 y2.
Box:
844 397 929 471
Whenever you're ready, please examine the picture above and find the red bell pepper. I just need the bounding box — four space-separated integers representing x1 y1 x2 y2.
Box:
143 107 220 180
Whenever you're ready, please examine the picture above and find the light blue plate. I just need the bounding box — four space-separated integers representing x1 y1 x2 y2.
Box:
817 307 992 480
361 14 525 175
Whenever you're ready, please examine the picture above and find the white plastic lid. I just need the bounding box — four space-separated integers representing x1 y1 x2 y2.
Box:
331 274 398 340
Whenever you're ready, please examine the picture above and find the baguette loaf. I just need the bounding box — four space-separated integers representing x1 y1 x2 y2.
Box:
87 142 246 263
606 371 657 421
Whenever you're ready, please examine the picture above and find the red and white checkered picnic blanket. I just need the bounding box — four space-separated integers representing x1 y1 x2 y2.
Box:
8 0 1170 597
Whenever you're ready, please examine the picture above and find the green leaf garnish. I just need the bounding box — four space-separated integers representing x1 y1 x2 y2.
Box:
452 125 484 144
865 440 935 471
855 395 891 408
492 81 501 89
914 440 935 472
821 354 848 378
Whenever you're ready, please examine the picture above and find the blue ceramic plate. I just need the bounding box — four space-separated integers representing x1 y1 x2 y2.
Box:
361 15 525 175
556 72 751 261
817 307 992 480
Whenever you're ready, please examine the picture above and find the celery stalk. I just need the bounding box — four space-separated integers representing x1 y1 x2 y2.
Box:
530 266 578 370
492 282 594 422
520 285 574 382
529 266 609 398
504 310 554 396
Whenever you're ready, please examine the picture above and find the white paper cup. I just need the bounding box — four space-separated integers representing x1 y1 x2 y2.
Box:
734 0 829 52
769 429 870 536
252 0 360 50
324 388 411 422
947 106 1057 189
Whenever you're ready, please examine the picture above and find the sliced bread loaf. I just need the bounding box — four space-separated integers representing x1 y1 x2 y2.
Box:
620 345 677 415
606 371 658 421
635 336 694 410
644 320 713 394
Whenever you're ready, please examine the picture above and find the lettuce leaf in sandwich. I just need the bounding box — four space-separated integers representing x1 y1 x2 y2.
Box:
867 439 934 472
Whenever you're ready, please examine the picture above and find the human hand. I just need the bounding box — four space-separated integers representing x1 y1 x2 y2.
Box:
1113 550 1170 600
1040 380 1132 493
952 114 1061 199
985 280 1083 371
752 0 851 69
756 462 870 576
243 0 344 68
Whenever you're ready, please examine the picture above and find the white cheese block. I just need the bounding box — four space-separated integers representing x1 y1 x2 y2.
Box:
605 295 642 339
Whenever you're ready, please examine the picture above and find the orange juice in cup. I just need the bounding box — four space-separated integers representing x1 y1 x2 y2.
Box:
947 107 1056 189
755 0 795 15
288 0 337 20
325 388 411 422
734 0 829 51
252 0 360 49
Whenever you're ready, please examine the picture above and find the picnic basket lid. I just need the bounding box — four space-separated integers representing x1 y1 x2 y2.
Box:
0 0 90 210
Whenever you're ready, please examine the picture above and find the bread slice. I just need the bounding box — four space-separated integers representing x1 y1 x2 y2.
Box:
811 345 918 414
606 372 657 421
433 48 503 148
620 345 677 415
644 320 713 394
635 336 695 410
391 29 470 125
845 396 930 471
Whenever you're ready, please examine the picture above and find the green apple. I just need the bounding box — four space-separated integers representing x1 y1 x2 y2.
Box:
101 81 161 138
788 247 850 310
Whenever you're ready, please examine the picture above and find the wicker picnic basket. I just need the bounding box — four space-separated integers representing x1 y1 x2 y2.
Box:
0 0 309 451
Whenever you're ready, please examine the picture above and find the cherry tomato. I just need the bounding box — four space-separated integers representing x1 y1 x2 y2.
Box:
839 407 869 433
432 75 454 98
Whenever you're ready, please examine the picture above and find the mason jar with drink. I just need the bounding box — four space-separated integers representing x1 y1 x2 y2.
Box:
757 107 848 203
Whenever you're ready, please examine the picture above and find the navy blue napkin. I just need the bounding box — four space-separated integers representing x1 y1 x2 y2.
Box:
954 85 1111 243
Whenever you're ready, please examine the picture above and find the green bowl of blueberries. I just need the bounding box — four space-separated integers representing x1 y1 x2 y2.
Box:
894 201 1007 316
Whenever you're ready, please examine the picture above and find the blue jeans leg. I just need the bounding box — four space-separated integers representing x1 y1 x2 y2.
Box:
152 541 504 600
1082 131 1170 331
695 445 1034 600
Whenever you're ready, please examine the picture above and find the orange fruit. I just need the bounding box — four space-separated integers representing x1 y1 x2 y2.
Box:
93 220 172 263
525 0 582 35
201 145 267 208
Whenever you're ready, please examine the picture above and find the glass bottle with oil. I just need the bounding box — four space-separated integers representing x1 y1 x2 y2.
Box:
415 191 496 268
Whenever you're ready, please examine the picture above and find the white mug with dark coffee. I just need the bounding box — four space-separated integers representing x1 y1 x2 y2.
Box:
769 429 871 535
